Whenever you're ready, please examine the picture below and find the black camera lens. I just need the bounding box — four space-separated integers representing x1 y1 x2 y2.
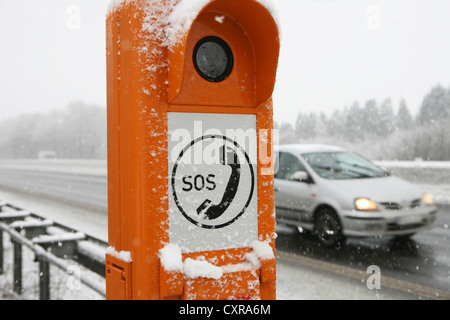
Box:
193 36 233 82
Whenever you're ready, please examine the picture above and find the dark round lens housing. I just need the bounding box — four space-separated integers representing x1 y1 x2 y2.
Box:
193 36 233 83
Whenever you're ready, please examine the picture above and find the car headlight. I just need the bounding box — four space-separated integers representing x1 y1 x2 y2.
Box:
422 193 434 206
355 198 379 211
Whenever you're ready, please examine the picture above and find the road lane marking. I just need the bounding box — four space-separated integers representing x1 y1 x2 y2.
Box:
277 250 450 300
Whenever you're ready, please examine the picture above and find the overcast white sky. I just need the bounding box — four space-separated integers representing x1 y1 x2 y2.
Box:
1 0 450 125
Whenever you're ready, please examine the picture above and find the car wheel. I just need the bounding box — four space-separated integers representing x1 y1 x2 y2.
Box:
314 208 345 247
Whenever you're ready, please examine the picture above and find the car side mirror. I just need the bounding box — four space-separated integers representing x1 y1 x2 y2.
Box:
291 171 310 182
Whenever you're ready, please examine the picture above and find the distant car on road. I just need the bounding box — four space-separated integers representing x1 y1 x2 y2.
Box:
274 144 437 247
37 151 56 160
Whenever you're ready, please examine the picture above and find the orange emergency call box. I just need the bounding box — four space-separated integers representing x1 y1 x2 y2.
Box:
106 0 280 300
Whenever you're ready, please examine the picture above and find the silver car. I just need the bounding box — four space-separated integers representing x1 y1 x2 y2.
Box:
274 144 437 247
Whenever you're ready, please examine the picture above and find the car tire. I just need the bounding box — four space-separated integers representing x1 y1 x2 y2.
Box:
314 208 345 248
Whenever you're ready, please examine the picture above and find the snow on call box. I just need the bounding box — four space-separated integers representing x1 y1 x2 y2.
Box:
168 113 258 252
106 0 280 300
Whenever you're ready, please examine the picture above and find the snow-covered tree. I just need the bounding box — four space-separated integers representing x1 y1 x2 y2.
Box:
417 84 450 125
378 98 395 137
396 99 413 130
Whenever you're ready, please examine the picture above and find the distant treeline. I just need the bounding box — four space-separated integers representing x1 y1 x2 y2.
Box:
1 84 449 160
276 84 450 161
0 102 106 159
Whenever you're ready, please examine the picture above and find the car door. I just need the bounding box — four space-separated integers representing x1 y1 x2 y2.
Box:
274 151 315 224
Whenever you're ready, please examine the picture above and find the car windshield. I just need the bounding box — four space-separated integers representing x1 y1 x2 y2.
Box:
301 151 388 180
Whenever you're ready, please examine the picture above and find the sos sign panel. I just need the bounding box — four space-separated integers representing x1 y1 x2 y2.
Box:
168 113 258 251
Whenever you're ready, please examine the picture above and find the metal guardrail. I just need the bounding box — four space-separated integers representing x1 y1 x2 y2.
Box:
0 200 107 299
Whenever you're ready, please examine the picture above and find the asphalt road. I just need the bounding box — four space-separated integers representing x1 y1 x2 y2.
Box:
0 166 107 212
275 204 450 298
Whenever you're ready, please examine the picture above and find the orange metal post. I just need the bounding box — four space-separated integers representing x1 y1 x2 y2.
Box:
106 0 279 300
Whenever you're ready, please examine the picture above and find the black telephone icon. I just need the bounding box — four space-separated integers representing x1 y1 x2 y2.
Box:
196 144 241 220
